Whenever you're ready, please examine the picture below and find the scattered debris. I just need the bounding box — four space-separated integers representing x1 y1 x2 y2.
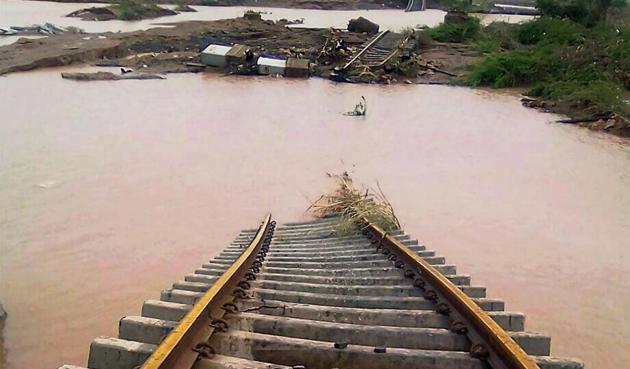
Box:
0 16 471 87
61 71 166 81
201 42 309 77
556 112 615 124
0 23 83 37
0 28 17 36
347 17 380 35
345 96 367 116
278 18 305 25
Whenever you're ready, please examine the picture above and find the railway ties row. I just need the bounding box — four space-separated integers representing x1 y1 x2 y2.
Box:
60 216 583 369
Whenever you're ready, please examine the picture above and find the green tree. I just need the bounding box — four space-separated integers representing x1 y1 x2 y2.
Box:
536 0 628 24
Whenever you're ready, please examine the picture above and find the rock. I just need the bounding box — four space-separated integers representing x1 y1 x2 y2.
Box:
0 304 6 323
347 17 380 35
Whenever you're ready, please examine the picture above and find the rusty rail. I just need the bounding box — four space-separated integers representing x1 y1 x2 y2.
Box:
362 221 540 369
140 214 274 369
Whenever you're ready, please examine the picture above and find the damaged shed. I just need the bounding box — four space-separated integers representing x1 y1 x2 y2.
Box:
201 44 249 67
286 58 310 78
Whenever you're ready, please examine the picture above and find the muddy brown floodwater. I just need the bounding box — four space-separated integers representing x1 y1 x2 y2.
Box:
0 0 530 46
0 69 629 369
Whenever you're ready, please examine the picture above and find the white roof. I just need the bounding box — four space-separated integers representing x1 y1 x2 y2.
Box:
201 44 232 56
258 57 286 68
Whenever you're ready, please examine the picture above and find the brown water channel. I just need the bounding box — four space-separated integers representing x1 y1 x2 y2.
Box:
0 69 628 369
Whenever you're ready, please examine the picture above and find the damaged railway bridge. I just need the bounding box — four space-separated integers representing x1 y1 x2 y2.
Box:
61 215 583 369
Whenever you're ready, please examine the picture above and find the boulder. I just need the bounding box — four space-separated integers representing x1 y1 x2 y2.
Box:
347 17 380 35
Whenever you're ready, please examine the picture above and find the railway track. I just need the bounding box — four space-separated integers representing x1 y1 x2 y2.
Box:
60 215 583 369
342 31 404 71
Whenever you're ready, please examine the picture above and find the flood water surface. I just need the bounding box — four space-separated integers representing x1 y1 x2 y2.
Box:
0 0 529 44
0 70 628 369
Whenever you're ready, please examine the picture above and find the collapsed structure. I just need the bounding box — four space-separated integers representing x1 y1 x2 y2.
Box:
201 43 310 78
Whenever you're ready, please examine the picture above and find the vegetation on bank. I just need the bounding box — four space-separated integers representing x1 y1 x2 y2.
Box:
67 0 177 21
309 173 401 235
113 0 175 20
425 0 629 127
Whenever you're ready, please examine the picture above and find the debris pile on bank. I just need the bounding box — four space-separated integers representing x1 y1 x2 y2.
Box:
0 23 83 36
0 12 473 87
200 43 311 77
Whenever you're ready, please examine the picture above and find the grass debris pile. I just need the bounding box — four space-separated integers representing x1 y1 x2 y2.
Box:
308 172 401 234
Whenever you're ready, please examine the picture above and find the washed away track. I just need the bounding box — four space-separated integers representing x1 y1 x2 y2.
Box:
60 215 582 369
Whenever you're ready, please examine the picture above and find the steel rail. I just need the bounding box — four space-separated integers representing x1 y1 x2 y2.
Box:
362 221 540 369
140 213 273 369
342 30 390 71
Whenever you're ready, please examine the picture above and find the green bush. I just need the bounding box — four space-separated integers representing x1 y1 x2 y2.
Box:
467 51 542 87
536 0 590 23
529 80 630 116
427 16 481 43
466 16 630 119
514 17 586 45
115 0 165 20
474 22 519 53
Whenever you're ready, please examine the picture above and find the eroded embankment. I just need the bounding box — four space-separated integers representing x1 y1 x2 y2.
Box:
0 17 474 85
0 18 332 76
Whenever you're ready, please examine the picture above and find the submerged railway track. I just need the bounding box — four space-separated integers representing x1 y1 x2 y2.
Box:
61 215 583 369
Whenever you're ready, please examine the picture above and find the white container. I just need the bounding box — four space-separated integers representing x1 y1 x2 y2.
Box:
200 44 232 67
257 57 287 76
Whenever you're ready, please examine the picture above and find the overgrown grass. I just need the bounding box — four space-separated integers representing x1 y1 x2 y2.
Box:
308 173 401 235
427 16 481 43
464 16 630 119
113 0 170 20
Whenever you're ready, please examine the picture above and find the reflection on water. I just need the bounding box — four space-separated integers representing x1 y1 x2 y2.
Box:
0 69 628 369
